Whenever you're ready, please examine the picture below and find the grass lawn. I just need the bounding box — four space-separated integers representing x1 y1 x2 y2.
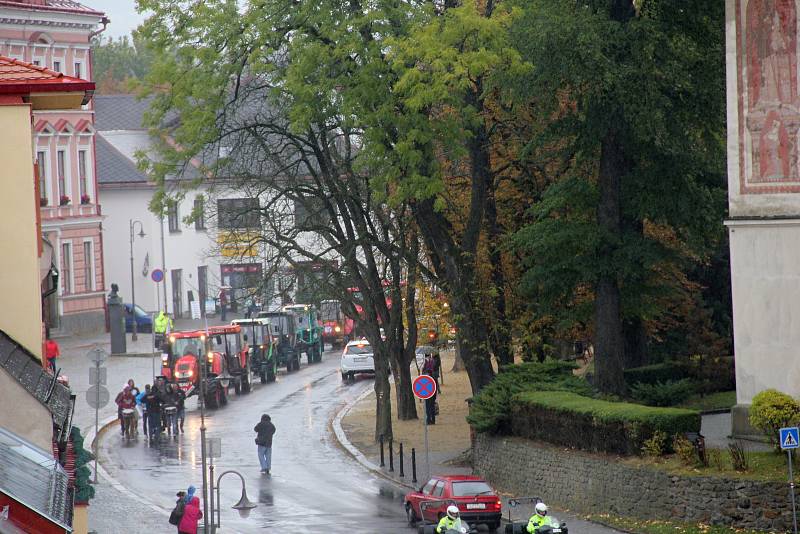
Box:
628 449 788 482
586 514 770 533
677 390 737 412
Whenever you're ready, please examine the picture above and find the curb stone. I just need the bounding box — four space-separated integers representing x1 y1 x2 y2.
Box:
331 385 416 491
86 415 171 518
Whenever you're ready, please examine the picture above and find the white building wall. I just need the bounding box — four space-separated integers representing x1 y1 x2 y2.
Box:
100 186 162 312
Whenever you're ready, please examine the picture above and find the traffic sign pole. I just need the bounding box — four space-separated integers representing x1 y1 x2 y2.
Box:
94 359 100 483
413 375 437 481
780 427 800 534
789 450 798 534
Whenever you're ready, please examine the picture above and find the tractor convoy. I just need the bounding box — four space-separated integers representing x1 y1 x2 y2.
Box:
159 304 325 409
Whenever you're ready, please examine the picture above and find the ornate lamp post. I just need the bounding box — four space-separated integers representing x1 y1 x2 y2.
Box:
213 470 257 531
129 219 146 341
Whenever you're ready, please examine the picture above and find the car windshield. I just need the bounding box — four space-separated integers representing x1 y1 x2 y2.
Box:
451 481 493 497
174 338 205 358
345 344 371 355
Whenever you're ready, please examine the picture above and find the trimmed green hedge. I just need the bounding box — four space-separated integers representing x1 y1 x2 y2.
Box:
511 391 701 455
623 362 688 386
467 361 591 434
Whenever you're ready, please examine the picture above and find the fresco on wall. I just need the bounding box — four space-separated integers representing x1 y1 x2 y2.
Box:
739 0 800 192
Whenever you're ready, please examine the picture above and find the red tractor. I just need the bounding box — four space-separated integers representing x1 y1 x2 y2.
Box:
205 324 252 394
320 299 351 348
161 325 251 408
161 330 228 408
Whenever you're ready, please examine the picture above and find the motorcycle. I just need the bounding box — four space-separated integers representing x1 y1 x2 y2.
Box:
503 497 568 534
505 518 568 534
419 522 478 534
121 408 136 440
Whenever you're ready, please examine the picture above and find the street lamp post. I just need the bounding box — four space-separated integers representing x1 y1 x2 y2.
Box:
213 470 257 531
129 219 146 341
198 331 210 534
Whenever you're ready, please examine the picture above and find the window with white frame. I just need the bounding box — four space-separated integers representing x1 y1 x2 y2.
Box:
37 151 47 203
83 240 94 291
78 150 88 201
57 150 67 202
53 60 61 73
167 200 180 232
61 242 72 294
74 61 82 79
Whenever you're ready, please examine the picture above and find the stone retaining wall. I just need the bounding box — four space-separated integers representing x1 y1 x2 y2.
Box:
473 433 796 532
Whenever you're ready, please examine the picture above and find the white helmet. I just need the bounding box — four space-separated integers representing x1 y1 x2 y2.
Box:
535 502 548 515
447 505 460 519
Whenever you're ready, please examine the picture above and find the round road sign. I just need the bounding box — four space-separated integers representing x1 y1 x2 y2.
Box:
151 268 164 283
86 385 110 409
413 374 437 400
85 346 108 365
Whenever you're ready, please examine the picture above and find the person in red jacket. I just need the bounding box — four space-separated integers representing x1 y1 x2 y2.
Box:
45 337 60 374
178 496 202 534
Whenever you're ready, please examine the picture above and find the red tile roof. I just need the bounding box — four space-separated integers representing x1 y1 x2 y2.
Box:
0 55 94 94
0 0 105 17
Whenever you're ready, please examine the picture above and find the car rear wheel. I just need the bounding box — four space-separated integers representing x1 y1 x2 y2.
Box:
405 503 418 526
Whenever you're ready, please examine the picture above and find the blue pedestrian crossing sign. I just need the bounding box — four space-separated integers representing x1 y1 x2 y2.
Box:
780 427 800 450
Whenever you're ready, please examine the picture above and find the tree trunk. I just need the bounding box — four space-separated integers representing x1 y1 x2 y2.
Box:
594 129 626 395
623 317 648 369
485 182 512 366
413 199 495 394
372 339 393 442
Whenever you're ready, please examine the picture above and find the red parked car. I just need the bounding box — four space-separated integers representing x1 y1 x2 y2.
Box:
404 475 502 531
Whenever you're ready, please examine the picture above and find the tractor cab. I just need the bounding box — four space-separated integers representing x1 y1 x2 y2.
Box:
163 330 227 407
282 304 324 364
231 318 278 383
258 310 301 371
206 324 251 394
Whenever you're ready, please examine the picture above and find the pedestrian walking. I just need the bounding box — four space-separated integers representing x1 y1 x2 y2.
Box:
254 414 276 475
44 336 60 374
422 354 438 425
127 379 140 428
137 384 150 436
169 490 186 529
219 288 227 321
144 384 162 442
175 386 186 433
177 496 202 534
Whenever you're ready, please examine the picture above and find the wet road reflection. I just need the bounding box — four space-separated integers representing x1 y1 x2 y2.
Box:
100 352 412 533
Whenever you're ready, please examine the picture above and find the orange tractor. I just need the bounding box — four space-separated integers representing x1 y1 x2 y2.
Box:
161 325 252 408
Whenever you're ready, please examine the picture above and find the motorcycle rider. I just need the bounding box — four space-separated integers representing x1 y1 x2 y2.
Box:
154 310 173 349
437 505 464 533
526 502 553 533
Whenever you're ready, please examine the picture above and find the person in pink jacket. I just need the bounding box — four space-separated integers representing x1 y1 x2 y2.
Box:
178 496 203 534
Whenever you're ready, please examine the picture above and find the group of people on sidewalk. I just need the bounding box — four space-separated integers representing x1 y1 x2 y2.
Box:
115 377 186 441
169 485 202 534
164 414 275 531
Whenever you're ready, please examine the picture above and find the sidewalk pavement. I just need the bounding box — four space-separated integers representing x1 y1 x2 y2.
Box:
58 330 173 533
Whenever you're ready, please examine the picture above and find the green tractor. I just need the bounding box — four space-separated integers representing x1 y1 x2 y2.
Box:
231 318 278 384
282 304 324 364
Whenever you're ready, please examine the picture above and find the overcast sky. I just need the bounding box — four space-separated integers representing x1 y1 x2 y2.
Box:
86 0 147 40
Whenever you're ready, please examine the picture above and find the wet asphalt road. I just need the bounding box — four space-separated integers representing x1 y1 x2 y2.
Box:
100 349 413 533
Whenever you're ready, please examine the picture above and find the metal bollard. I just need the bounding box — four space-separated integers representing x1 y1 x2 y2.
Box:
399 442 405 477
389 438 394 472
412 448 417 483
379 434 385 467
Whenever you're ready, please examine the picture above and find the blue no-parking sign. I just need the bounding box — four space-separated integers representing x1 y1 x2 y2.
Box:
151 269 164 283
780 427 800 450
413 374 437 400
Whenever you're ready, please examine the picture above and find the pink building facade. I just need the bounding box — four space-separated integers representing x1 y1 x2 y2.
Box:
0 0 108 333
